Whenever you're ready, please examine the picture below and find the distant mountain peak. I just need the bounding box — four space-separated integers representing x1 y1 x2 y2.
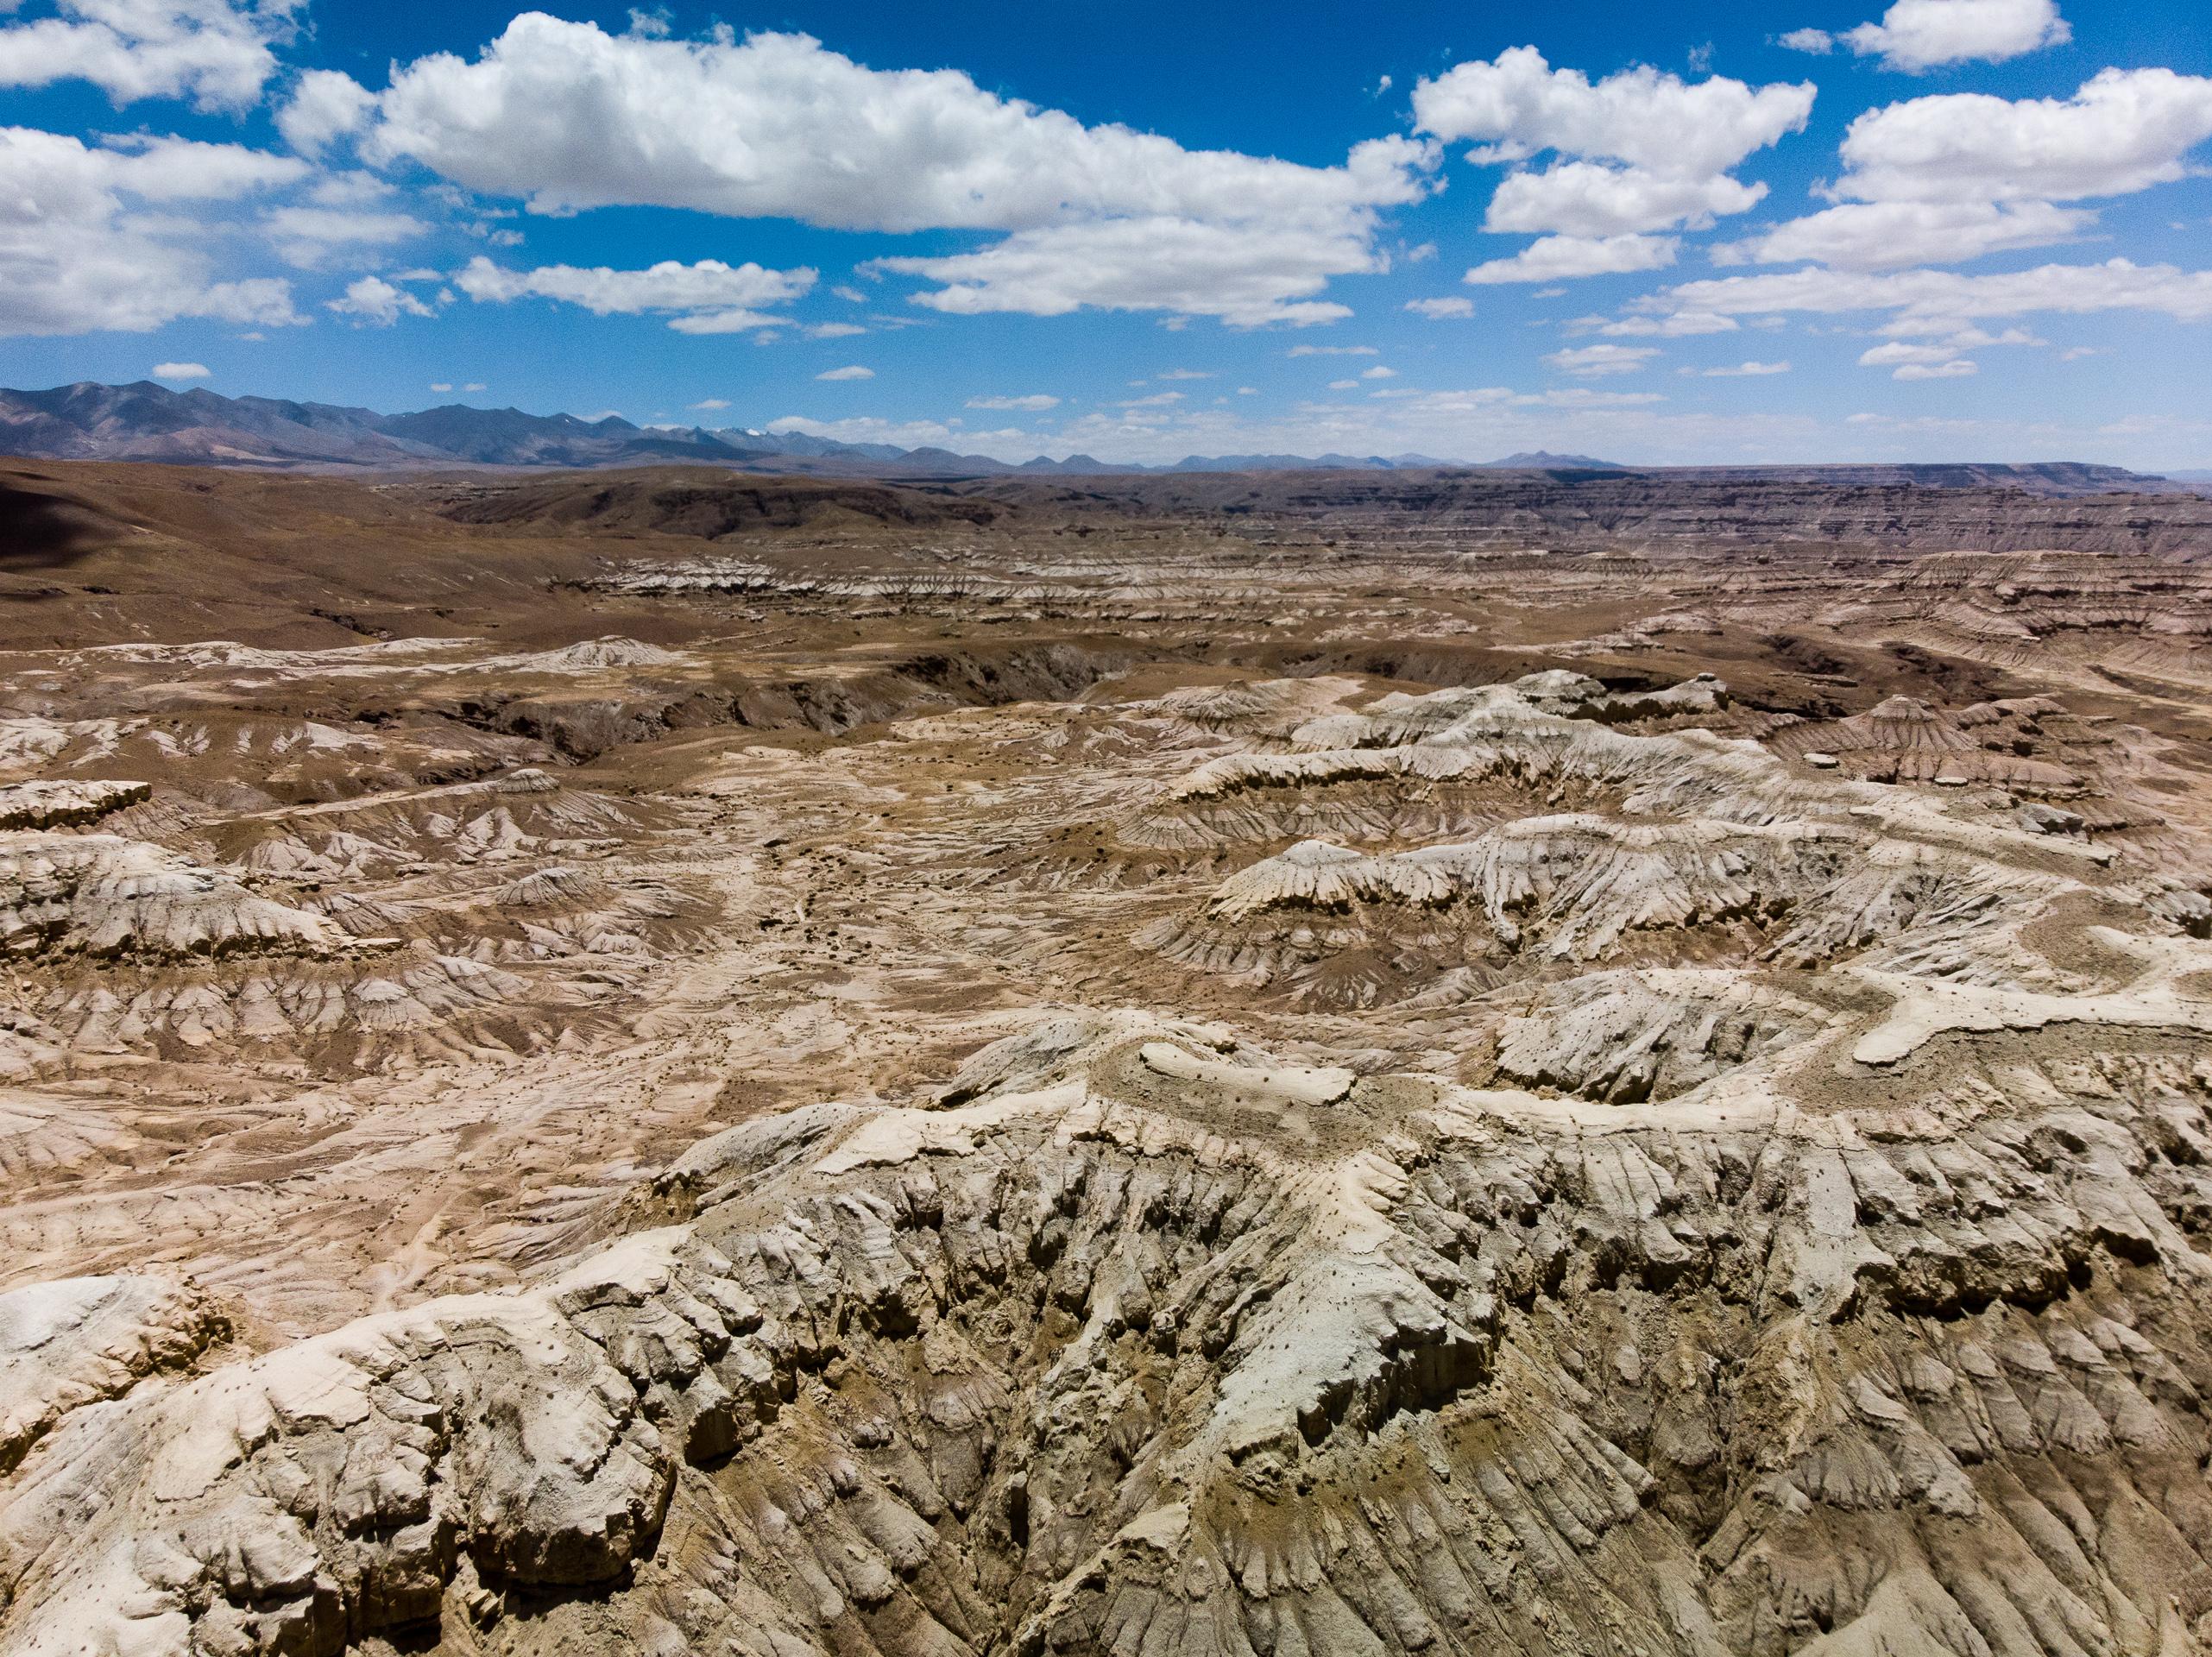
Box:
1479 450 1628 470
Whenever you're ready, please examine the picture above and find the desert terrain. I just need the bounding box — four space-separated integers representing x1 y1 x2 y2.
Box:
3 457 2212 1656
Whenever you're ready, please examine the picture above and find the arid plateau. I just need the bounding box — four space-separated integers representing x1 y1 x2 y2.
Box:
3 458 2212 1657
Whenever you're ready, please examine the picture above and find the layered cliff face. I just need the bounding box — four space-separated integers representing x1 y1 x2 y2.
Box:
2 460 2211 1657
967 471 2212 558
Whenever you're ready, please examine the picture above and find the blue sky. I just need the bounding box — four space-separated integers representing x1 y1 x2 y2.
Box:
2 0 2209 466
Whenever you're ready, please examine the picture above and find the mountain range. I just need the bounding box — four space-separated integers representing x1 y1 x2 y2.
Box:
0 381 2186 495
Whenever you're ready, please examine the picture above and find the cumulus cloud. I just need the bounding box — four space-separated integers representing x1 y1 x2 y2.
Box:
967 394 1059 411
1287 343 1377 356
815 364 873 380
276 67 376 153
872 212 1393 327
366 20 1428 230
0 125 304 336
152 360 208 378
1405 296 1474 318
262 205 429 268
452 254 815 332
1464 233 1679 285
326 274 431 325
689 397 731 410
1721 199 2095 269
1699 359 1791 375
0 0 299 111
1482 162 1767 238
1728 68 2212 268
1850 322 2043 377
1623 260 2208 380
1831 69 2212 207
345 16 1431 324
1414 47 1813 184
1639 258 2212 331
1790 0 2070 72
1544 343 1660 375
1413 47 1812 276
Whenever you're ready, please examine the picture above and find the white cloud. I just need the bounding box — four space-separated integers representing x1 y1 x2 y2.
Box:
689 397 730 410
1778 28 1836 53
276 68 376 153
1120 390 1185 406
1831 69 2212 207
368 20 1429 230
1720 199 2095 269
968 394 1060 410
356 17 1431 324
1829 0 2070 72
1483 162 1767 237
326 274 431 325
1414 47 1812 259
0 0 298 112
452 254 815 332
1638 258 2212 331
1699 360 1791 375
1545 343 1660 375
152 359 208 378
767 413 1031 450
0 125 303 336
873 212 1390 327
1723 66 2212 270
1155 368 1213 380
1327 378 1359 390
1860 340 1959 366
1587 310 1739 336
463 381 486 391
1517 387 1667 408
1287 343 1377 356
1405 296 1474 318
262 205 429 268
306 170 400 209
1414 47 1814 182
801 320 867 337
1465 233 1678 285
1851 322 2042 378
831 283 867 303
816 364 873 380
1360 365 1396 379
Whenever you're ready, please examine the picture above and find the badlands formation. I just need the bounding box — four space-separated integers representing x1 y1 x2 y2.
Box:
2 460 2212 1656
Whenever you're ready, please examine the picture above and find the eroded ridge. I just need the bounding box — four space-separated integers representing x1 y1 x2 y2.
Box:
5 998 2212 1655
